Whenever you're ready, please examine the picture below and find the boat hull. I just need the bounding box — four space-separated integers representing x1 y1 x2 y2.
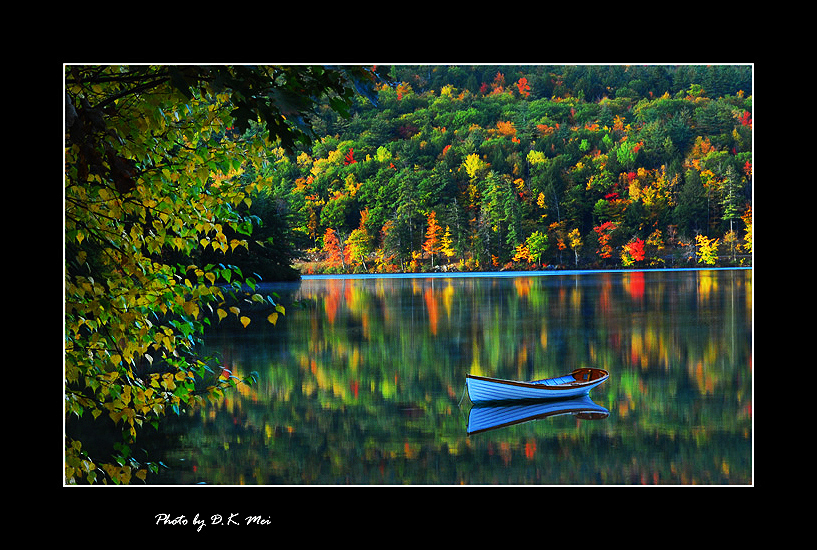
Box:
465 369 609 404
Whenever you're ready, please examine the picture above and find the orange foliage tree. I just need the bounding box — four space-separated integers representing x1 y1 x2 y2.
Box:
323 228 344 270
516 77 531 98
422 211 443 267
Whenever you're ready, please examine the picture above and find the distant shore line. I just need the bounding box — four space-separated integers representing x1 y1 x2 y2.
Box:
298 266 752 281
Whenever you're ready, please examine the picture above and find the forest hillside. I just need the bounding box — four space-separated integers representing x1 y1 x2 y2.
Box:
239 64 752 277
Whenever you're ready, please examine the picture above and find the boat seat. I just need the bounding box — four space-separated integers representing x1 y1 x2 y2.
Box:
533 375 577 386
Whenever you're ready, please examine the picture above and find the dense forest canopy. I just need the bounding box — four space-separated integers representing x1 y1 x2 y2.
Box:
249 64 752 274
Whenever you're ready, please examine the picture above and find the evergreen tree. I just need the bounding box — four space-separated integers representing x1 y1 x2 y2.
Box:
674 170 708 237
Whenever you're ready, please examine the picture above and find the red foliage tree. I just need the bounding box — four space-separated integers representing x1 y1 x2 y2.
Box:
622 238 645 266
594 221 617 259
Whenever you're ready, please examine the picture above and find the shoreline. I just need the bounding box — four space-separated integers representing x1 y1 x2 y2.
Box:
298 266 752 281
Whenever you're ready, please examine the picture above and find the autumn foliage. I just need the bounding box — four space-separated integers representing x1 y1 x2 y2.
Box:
323 228 344 269
64 65 383 484
621 239 646 266
422 211 443 266
594 222 618 260
263 65 752 273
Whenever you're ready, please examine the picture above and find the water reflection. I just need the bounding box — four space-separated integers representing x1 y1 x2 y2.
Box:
467 395 609 435
148 269 752 485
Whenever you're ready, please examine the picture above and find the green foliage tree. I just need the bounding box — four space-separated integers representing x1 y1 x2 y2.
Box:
64 64 379 484
674 169 708 237
526 231 549 265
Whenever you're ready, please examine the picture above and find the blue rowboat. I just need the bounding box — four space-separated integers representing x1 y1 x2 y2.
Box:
465 368 609 404
467 394 609 435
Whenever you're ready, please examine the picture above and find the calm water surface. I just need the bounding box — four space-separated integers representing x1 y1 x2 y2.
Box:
148 268 752 485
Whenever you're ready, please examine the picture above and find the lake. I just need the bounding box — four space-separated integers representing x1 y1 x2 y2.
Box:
146 268 752 485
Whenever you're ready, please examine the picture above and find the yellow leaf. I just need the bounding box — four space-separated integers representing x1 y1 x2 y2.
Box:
230 306 240 316
267 312 279 325
183 301 199 318
217 308 227 322
239 316 251 328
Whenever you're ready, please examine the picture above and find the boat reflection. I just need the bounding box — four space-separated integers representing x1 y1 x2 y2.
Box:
466 394 609 435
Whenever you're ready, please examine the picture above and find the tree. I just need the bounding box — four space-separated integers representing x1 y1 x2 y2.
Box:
344 228 371 270
594 221 618 261
621 238 646 266
463 153 486 180
512 243 530 263
721 165 743 263
741 206 752 254
721 164 743 240
567 228 582 267
645 229 666 266
695 234 720 265
323 228 345 269
516 77 531 98
526 231 549 266
64 65 379 484
675 169 707 237
441 226 456 263
616 138 642 170
422 210 443 266
344 209 373 270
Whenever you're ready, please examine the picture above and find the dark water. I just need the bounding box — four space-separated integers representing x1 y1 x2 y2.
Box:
148 268 752 485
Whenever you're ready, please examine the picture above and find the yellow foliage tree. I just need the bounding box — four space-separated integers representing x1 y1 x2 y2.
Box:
441 226 456 262
695 234 720 265
567 228 582 267
741 206 752 254
64 65 376 484
66 69 260 484
463 153 486 180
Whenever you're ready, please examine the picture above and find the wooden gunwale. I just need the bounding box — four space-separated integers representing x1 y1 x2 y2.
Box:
465 368 609 390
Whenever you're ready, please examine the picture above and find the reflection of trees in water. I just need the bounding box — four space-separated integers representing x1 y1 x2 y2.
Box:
150 270 751 485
